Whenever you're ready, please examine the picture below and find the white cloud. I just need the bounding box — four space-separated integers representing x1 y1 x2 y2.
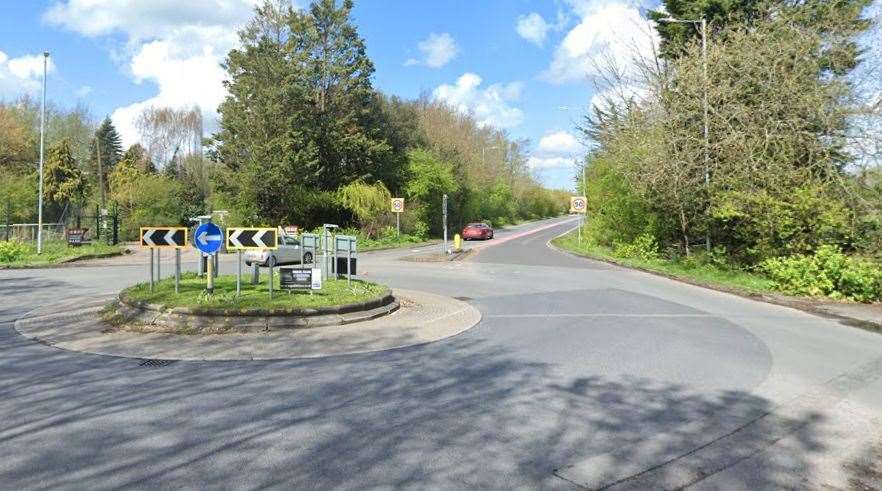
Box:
517 13 551 46
543 1 658 85
43 0 267 146
527 155 576 169
538 130 581 155
0 50 54 98
408 32 458 68
75 85 92 98
432 73 524 129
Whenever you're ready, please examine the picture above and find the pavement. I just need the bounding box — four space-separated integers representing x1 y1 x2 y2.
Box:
1 216 881 489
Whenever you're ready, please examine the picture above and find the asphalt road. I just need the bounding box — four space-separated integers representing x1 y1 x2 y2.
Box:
1 217 881 489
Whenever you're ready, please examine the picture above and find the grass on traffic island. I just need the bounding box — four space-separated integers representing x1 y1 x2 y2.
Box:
122 272 387 311
0 240 126 268
552 230 777 297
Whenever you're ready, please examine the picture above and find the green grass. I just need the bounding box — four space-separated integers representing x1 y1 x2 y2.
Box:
552 231 776 296
357 234 436 251
0 240 125 267
123 272 388 310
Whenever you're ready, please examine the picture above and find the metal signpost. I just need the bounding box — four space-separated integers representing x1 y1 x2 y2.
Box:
140 227 188 293
226 227 278 298
334 235 357 286
391 198 404 238
442 194 448 254
570 196 588 246
193 222 223 294
301 233 319 268
321 224 338 281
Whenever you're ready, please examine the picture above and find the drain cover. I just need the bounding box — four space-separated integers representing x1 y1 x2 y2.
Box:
454 296 473 301
139 359 175 367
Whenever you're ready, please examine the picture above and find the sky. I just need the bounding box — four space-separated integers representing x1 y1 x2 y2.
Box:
1 0 667 190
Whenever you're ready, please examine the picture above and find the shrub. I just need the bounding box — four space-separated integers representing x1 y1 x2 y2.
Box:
613 233 659 262
0 240 29 263
761 245 882 302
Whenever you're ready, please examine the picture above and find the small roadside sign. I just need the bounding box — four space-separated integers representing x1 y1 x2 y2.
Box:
193 222 223 254
140 227 188 248
280 268 313 290
311 268 322 290
66 228 86 247
391 198 404 213
226 227 278 250
570 196 587 214
284 225 299 236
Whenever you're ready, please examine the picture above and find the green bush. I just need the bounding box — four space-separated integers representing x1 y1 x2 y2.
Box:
761 245 882 302
0 240 29 263
613 233 660 262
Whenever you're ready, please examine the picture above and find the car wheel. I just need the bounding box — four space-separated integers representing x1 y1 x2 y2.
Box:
267 255 277 268
303 252 313 264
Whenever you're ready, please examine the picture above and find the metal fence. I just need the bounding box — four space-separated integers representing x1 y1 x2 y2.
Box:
0 223 65 242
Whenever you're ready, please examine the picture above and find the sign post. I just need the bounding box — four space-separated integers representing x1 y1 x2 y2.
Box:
442 194 448 254
335 235 357 287
140 227 189 293
226 227 278 298
193 222 223 294
391 198 404 239
570 196 588 246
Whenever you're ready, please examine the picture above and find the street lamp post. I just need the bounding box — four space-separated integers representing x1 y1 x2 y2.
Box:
36 51 49 255
659 17 710 253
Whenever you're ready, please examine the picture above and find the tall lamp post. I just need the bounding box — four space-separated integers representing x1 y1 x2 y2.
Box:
659 16 710 252
36 51 49 255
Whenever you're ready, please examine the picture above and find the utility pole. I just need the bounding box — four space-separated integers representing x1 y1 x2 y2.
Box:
36 52 49 255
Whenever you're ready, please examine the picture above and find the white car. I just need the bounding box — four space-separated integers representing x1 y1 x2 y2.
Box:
244 235 314 267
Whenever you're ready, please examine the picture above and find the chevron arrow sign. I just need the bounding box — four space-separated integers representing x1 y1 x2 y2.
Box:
226 227 279 250
140 227 188 248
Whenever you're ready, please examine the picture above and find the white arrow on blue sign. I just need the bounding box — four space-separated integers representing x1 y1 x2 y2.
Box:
194 222 223 254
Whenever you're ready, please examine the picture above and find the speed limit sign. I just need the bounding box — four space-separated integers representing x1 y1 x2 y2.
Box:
391 198 405 213
570 196 587 214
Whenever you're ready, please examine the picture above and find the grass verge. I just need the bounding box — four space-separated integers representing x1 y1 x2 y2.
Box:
0 240 126 268
122 272 387 310
551 230 776 296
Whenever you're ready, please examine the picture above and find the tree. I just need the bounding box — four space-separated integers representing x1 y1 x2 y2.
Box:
120 144 156 174
217 0 393 223
337 180 391 237
0 105 35 169
44 139 87 205
135 106 203 171
90 116 123 205
650 0 873 76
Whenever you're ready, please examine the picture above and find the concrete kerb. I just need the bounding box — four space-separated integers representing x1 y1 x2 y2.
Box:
13 288 482 361
116 289 399 333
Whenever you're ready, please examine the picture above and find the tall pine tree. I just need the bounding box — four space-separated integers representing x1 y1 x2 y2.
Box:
44 138 87 205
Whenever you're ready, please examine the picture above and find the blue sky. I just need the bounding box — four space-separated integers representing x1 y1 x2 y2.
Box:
0 0 665 190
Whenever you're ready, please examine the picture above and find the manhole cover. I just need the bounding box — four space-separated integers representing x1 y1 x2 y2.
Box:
139 359 176 367
454 296 473 301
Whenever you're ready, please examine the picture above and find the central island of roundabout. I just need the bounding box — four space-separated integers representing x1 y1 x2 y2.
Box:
14 273 481 361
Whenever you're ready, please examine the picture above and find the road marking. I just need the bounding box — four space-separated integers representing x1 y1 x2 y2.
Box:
485 313 716 318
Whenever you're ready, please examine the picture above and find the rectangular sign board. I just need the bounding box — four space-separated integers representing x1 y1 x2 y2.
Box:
335 257 357 276
335 235 357 253
391 198 404 213
66 228 85 247
140 227 188 248
280 267 313 290
226 227 278 250
301 233 319 250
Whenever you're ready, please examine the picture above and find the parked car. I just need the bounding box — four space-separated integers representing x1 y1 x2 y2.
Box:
244 235 314 267
462 222 494 240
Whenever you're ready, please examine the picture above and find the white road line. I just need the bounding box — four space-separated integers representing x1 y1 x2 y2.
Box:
485 313 716 318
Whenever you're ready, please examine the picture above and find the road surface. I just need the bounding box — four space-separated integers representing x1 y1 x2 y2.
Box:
1 217 880 489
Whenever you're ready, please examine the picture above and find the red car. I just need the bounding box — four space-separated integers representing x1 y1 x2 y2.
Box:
462 222 494 240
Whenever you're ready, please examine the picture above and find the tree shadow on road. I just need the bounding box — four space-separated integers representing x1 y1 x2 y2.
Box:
0 327 831 489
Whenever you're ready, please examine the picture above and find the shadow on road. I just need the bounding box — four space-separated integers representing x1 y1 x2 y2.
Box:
0 325 827 489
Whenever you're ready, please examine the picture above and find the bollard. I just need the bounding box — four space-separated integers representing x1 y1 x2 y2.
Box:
454 234 462 252
251 262 259 284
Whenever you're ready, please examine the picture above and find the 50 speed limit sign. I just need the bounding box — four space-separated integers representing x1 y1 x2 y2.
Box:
391 198 405 213
570 196 587 214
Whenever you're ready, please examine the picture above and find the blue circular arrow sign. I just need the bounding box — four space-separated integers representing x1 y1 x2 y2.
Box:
194 222 223 254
